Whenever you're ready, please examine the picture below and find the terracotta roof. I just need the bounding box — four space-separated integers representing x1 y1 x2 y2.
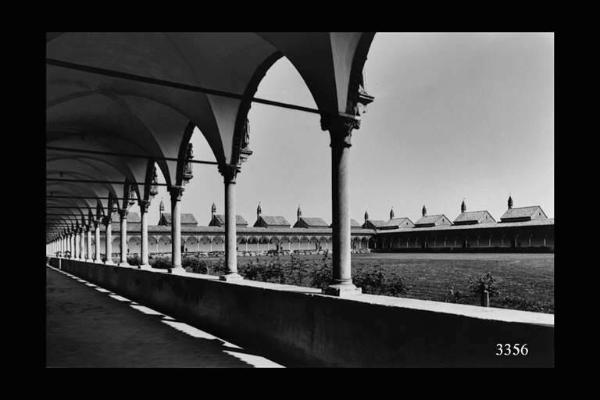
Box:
383 217 414 229
363 219 387 229
136 225 375 235
415 214 452 227
159 213 198 225
454 210 496 225
294 217 329 228
254 216 290 227
376 218 554 234
500 206 547 222
209 214 248 226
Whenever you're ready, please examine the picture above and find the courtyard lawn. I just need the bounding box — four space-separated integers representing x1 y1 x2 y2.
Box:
157 252 555 314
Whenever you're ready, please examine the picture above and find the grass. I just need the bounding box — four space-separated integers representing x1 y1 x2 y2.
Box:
154 252 555 314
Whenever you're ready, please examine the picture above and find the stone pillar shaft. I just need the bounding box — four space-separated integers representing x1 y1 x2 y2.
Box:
95 222 101 262
225 178 238 274
170 187 184 269
324 116 361 296
105 219 112 264
75 231 80 259
80 230 85 259
119 211 128 265
219 166 242 281
86 228 92 261
140 201 150 267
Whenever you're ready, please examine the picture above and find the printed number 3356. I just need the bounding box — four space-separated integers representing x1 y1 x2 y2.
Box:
496 344 528 356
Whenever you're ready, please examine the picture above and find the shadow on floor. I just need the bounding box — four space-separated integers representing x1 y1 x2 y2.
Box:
46 266 284 368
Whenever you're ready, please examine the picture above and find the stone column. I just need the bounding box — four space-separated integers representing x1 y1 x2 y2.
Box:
139 200 150 268
70 232 75 258
86 226 92 261
80 228 85 259
74 229 80 259
75 229 80 259
77 230 82 259
94 220 101 262
169 186 184 270
105 216 113 264
323 115 361 296
119 209 129 266
220 165 242 281
77 229 82 259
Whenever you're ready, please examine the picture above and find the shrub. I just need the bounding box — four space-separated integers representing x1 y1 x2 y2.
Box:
151 257 172 269
182 256 209 274
497 296 553 313
468 272 499 297
354 266 409 296
309 257 333 289
127 254 141 266
444 286 464 303
468 272 499 306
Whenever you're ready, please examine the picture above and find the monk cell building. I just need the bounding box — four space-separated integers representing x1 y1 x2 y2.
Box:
370 197 554 252
56 196 553 262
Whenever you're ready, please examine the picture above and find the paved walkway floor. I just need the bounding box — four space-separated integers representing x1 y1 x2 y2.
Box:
46 266 284 368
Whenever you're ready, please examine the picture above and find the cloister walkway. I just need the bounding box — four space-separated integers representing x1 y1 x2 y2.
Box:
45 266 284 368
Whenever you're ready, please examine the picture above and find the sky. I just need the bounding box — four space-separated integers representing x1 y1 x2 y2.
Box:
146 32 554 226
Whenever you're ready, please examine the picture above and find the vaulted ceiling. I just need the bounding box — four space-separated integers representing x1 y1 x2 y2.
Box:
46 32 375 241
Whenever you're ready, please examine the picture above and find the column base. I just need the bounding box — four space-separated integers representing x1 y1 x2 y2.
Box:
219 272 244 282
323 283 362 297
118 262 131 267
138 264 151 270
167 267 187 275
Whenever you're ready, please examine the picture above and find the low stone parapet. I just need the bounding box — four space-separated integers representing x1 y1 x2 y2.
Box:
48 257 554 367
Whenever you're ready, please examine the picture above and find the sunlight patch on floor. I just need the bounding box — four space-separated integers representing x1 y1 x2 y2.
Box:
47 264 285 368
223 350 284 368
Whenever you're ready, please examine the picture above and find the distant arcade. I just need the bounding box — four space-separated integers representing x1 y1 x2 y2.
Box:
54 195 553 261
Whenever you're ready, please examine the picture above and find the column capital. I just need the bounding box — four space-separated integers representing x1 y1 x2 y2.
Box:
119 209 129 219
139 199 151 213
218 164 240 183
169 185 185 202
321 114 361 148
103 215 112 226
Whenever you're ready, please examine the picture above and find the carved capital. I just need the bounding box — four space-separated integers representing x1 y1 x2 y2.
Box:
169 185 185 202
218 164 239 183
127 185 137 206
103 215 112 226
139 199 151 213
119 209 129 219
322 114 360 148
182 143 194 184
149 165 159 197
